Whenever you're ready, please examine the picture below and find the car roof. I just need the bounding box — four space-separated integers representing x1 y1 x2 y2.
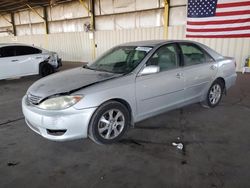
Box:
120 39 209 47
121 39 209 47
121 40 167 47
120 40 224 60
0 43 47 52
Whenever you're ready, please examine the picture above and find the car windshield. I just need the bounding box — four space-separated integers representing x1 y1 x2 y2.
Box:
86 46 152 74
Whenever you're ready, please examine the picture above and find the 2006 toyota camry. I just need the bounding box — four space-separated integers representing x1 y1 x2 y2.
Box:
22 40 237 144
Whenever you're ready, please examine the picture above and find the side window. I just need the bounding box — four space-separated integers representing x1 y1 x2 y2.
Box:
0 46 16 58
180 44 211 66
15 46 41 56
147 44 179 72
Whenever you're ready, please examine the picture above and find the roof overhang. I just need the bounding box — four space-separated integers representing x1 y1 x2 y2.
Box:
0 0 74 14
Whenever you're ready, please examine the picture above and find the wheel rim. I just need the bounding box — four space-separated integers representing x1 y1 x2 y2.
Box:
209 84 222 105
97 109 125 140
43 69 49 75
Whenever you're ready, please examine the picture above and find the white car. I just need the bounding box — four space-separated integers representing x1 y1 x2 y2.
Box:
0 43 62 80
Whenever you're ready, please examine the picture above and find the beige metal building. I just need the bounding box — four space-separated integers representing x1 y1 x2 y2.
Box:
0 0 249 70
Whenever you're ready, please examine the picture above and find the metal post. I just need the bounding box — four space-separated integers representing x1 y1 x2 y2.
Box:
26 4 48 34
0 14 16 36
43 6 49 34
10 13 16 36
163 0 169 39
90 0 96 59
90 0 95 30
79 0 96 60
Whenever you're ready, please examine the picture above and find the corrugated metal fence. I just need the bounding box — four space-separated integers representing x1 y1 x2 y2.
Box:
0 26 249 71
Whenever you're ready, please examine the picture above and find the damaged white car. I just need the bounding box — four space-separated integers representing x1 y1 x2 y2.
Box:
0 43 62 80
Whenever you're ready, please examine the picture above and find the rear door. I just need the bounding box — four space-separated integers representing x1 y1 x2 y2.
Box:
14 46 42 75
0 46 18 79
178 43 218 102
135 43 185 120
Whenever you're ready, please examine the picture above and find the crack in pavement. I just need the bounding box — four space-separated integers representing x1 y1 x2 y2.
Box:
0 117 24 126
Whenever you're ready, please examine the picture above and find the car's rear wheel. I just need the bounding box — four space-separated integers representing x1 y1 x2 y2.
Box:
88 101 130 144
202 80 224 108
40 63 54 77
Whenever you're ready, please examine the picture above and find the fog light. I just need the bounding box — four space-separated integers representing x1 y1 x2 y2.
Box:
46 129 66 136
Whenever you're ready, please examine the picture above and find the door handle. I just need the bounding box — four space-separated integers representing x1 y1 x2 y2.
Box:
176 73 183 79
11 59 18 62
35 57 42 59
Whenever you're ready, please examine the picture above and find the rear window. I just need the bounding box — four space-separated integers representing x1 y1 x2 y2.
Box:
180 43 214 66
0 45 42 58
15 46 41 56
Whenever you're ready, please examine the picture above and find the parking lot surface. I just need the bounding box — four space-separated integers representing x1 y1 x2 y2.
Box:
0 63 249 188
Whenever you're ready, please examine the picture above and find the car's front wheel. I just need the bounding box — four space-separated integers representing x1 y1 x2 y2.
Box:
88 101 130 144
40 63 54 77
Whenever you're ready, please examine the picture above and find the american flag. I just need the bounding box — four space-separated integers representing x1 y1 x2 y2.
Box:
186 0 250 38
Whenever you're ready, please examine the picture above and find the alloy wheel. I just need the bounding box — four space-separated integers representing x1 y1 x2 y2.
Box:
209 84 222 105
97 109 125 139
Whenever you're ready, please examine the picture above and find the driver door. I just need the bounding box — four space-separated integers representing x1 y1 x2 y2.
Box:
135 43 185 120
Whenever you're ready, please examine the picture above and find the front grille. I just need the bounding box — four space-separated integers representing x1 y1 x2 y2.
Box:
27 93 42 105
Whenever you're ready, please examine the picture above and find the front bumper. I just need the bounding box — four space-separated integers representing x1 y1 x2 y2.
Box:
22 96 96 141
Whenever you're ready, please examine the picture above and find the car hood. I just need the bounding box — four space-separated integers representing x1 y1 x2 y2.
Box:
27 67 120 99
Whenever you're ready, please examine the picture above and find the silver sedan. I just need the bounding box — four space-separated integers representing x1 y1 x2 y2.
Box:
22 40 237 144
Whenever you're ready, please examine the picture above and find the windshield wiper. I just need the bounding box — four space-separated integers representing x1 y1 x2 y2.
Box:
83 64 124 74
83 65 111 73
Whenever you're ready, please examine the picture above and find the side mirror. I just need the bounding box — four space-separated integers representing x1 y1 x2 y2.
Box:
139 65 160 76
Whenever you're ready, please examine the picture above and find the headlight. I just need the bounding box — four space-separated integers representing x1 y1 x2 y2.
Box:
49 52 58 61
38 95 83 110
53 53 58 60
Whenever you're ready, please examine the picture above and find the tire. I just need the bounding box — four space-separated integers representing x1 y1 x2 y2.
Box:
202 80 224 108
88 101 130 145
40 63 54 77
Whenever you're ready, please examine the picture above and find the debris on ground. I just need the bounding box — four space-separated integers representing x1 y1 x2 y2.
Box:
7 162 20 167
172 142 184 150
181 160 187 165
